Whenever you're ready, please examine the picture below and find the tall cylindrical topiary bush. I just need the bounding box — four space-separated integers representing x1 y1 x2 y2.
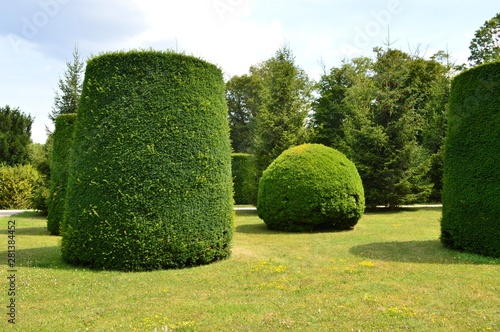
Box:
257 144 364 231
441 60 500 258
47 113 76 235
62 50 234 271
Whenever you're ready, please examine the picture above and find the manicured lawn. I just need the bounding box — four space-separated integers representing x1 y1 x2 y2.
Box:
1 208 499 331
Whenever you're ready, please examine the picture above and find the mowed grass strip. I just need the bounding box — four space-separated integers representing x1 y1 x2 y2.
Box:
1 208 499 331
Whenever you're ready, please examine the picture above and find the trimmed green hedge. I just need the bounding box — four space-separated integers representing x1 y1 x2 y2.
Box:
257 144 365 231
47 114 76 235
62 50 234 271
231 153 257 205
441 60 500 258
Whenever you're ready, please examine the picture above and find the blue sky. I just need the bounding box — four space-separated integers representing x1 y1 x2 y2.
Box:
1 0 498 143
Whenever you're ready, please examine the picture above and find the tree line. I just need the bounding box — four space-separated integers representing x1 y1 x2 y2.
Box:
227 12 500 207
1 12 498 210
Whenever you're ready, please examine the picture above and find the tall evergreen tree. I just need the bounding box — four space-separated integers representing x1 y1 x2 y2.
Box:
359 48 432 207
253 46 313 174
49 46 85 122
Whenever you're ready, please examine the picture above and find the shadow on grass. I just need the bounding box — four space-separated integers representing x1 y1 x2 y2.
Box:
236 223 355 235
235 209 357 234
364 206 442 214
236 223 270 234
0 211 46 219
0 246 73 270
350 240 500 265
4 227 51 236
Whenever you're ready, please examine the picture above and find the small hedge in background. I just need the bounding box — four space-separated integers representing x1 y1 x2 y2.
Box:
441 60 500 258
232 153 258 205
62 50 233 271
47 114 76 235
257 144 365 231
0 164 40 209
29 142 52 214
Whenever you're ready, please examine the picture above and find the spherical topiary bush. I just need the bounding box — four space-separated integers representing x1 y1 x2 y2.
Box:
62 50 234 271
257 144 364 231
441 60 500 258
47 113 76 235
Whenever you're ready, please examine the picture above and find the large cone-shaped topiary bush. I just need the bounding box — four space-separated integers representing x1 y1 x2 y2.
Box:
257 144 364 231
441 60 500 258
62 50 234 271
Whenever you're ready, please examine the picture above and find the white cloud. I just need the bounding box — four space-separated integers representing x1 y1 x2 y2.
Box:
128 0 285 78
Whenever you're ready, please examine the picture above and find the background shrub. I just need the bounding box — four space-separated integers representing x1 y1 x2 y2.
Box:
441 60 500 258
257 143 364 231
47 114 76 235
232 153 258 205
29 142 52 214
0 164 40 209
62 50 233 271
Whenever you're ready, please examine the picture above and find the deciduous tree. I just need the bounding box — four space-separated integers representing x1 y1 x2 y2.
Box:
468 12 500 66
0 105 33 166
226 73 261 153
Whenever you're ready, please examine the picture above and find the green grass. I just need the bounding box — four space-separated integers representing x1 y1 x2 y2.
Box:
1 208 499 331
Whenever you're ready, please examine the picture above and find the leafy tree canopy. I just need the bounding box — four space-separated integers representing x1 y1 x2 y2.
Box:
252 45 314 174
468 12 500 66
0 105 33 166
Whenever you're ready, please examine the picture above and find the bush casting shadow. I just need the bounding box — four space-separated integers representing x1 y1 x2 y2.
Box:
1 246 71 270
2 226 50 237
364 206 442 214
235 209 355 234
350 240 500 265
236 223 271 234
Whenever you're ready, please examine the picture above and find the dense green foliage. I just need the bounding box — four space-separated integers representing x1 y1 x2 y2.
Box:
28 140 53 214
226 46 313 174
49 46 84 122
252 46 313 175
231 153 258 205
0 164 40 209
226 74 261 153
62 50 233 271
0 105 33 166
468 12 500 66
258 144 364 231
47 114 76 235
441 60 500 258
312 48 451 207
226 46 313 164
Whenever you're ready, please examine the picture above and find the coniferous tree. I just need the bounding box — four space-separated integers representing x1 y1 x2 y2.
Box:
312 48 450 207
312 56 374 150
253 46 313 174
49 46 85 122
